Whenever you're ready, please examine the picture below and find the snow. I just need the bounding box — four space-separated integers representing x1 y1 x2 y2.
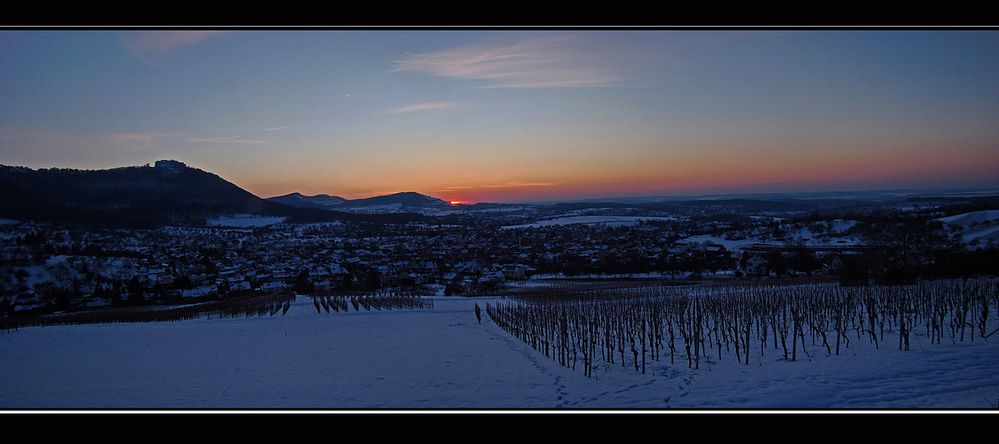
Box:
2 296 998 408
503 216 677 229
830 219 859 233
783 225 863 247
938 210 999 226
206 214 287 227
340 204 403 213
679 235 762 251
180 285 216 299
937 210 999 246
963 225 999 245
678 220 864 253
14 255 82 289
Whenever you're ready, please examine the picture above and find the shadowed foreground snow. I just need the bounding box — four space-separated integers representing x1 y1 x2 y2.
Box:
1 297 998 408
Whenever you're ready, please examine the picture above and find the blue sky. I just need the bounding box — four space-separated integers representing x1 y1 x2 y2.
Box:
1 30 998 202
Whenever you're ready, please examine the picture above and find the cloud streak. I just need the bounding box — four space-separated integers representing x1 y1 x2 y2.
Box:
394 36 628 89
188 136 268 145
0 127 176 150
388 102 463 114
120 31 226 57
480 181 557 189
99 132 177 146
0 126 176 166
437 181 557 192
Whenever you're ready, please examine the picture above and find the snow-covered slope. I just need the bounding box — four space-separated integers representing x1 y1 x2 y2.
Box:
937 210 999 246
1 296 997 408
938 210 999 226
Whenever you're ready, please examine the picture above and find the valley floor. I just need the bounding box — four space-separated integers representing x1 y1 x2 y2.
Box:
1 297 997 409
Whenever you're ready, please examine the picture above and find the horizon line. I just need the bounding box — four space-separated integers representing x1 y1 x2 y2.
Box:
5 160 998 205
270 185 999 206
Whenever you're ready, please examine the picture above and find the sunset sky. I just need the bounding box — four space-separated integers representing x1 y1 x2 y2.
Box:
2 30 998 202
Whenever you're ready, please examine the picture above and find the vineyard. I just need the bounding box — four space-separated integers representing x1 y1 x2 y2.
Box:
2 293 998 407
308 289 433 314
1 290 432 332
486 279 999 377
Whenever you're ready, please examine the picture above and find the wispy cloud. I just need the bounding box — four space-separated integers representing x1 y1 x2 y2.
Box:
437 181 557 192
388 102 463 114
188 136 268 145
1 128 175 151
394 36 628 89
0 126 176 166
120 31 226 58
262 126 290 132
481 181 557 189
99 132 177 146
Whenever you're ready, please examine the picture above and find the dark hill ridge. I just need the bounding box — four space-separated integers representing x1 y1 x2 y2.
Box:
268 192 347 210
0 160 429 227
266 190 449 210
340 191 449 208
9 160 267 211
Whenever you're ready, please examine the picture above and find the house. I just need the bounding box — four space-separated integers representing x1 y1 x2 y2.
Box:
704 243 727 254
260 281 288 291
480 271 505 284
741 254 770 277
230 280 252 292
181 285 216 299
501 264 531 280
823 254 845 275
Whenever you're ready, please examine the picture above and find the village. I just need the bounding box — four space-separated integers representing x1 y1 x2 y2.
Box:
1 205 982 317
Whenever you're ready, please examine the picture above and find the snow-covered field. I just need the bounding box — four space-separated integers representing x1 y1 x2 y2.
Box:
679 235 763 251
206 214 287 227
678 219 863 252
13 255 140 291
938 210 999 247
938 210 999 225
1 296 998 409
503 216 677 229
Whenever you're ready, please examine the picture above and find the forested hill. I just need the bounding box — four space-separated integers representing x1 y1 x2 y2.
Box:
0 160 428 227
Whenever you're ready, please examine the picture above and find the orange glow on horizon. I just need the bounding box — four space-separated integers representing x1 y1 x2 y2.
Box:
239 143 999 204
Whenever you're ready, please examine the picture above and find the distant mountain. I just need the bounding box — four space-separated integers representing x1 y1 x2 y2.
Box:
0 160 426 227
268 192 347 210
266 191 449 213
341 192 449 209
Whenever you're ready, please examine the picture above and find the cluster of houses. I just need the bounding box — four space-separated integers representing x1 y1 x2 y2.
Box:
0 215 910 314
